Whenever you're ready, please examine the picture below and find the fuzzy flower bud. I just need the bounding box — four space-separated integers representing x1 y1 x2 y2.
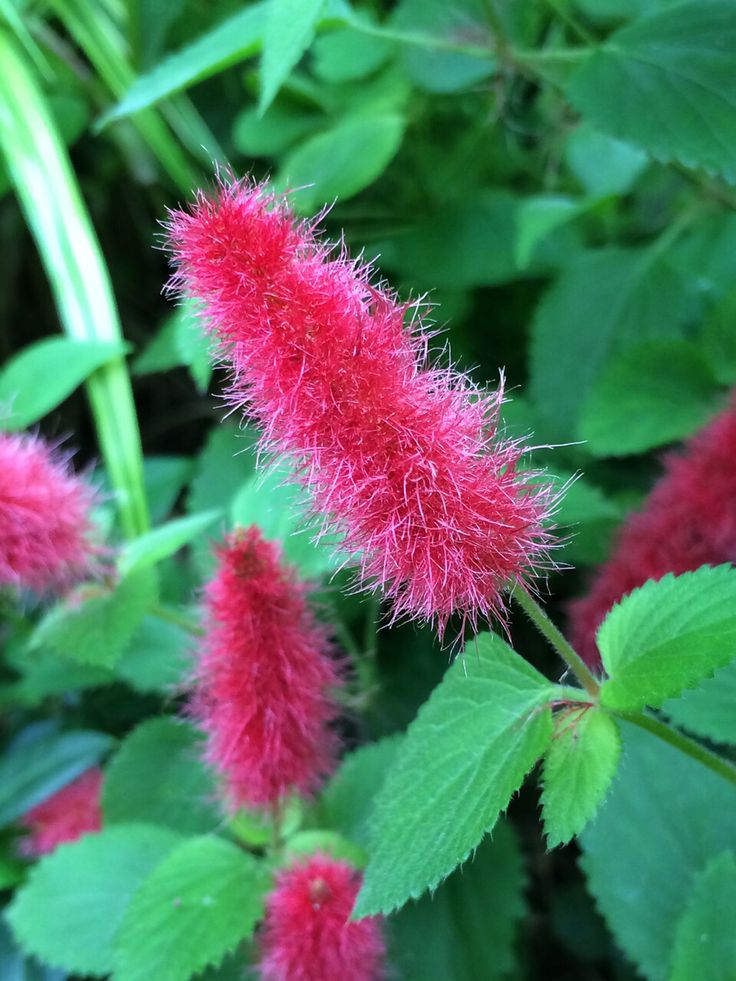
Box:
166 179 555 637
258 854 385 981
193 527 341 810
569 397 736 668
19 768 103 857
0 432 97 593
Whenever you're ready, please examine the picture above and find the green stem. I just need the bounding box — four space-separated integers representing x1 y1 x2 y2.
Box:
151 604 203 636
512 585 600 697
624 712 736 788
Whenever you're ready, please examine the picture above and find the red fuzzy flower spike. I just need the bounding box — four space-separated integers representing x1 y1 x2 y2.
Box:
258 855 385 981
0 432 97 593
194 527 341 810
166 179 555 638
19 768 103 857
569 397 736 668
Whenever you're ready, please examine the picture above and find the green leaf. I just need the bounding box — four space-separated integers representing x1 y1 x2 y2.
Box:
32 567 157 668
390 821 526 981
103 718 219 835
564 122 647 198
101 2 269 122
233 102 321 157
598 566 736 711
515 195 582 269
142 456 194 525
529 248 695 442
354 633 556 916
701 287 736 385
187 424 255 516
663 658 736 746
0 917 65 981
284 830 366 867
280 113 404 213
115 614 194 694
119 510 222 576
541 708 622 848
8 649 113 706
312 24 391 83
6 824 182 975
580 722 736 980
259 0 326 113
579 339 721 456
670 851 736 980
112 837 271 981
0 337 129 430
0 728 113 826
551 469 623 566
567 2 736 181
134 304 212 393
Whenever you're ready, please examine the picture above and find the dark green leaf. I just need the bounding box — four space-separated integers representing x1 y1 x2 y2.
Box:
142 456 194 525
670 851 736 980
233 103 321 157
515 195 582 268
115 614 194 694
663 658 736 746
564 122 647 197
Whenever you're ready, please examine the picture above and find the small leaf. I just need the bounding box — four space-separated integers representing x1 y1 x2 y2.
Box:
119 509 222 576
567 2 736 181
541 708 621 848
134 305 212 393
354 633 557 916
112 837 271 981
564 122 647 198
516 195 582 269
579 340 721 456
0 728 113 827
6 824 182 975
103 718 220 835
670 851 736 980
0 337 129 430
259 0 326 113
598 566 736 712
32 567 157 668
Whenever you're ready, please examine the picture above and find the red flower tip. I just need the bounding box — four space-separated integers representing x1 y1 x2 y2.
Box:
193 526 342 810
258 855 385 981
166 178 556 639
0 432 97 593
569 396 736 668
19 768 103 857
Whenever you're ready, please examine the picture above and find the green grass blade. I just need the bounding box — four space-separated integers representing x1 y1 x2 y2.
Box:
0 28 149 537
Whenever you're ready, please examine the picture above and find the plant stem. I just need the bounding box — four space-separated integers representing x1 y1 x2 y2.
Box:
512 585 600 697
152 604 203 635
624 712 736 787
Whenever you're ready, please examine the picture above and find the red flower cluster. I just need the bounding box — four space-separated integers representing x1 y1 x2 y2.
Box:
19 768 103 857
167 179 554 637
258 855 385 981
569 397 736 668
193 527 341 810
0 432 96 592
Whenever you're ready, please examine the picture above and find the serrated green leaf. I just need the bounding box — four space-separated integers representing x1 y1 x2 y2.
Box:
354 633 556 916
568 2 736 181
598 566 736 711
32 567 157 668
530 248 696 442
663 658 736 746
579 340 721 456
564 122 647 198
580 722 736 980
670 851 736 980
115 614 194 694
259 0 325 113
390 821 526 981
103 718 219 834
0 728 112 827
6 824 182 975
0 337 129 430
541 708 621 848
119 509 222 576
112 837 271 981
280 113 404 213
0 917 65 981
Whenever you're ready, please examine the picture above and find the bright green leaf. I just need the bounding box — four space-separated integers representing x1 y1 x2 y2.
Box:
541 708 622 848
670 851 736 980
579 340 721 456
568 2 736 181
598 566 736 711
284 830 366 867
112 837 271 981
312 24 391 83
115 614 194 694
119 509 222 576
103 718 219 835
6 824 182 975
0 337 129 430
259 0 326 113
354 633 557 916
564 122 648 197
580 722 736 980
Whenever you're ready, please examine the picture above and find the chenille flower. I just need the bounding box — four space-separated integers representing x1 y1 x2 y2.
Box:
166 178 555 637
0 432 97 593
19 768 103 857
569 396 736 668
258 854 385 981
193 526 341 810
